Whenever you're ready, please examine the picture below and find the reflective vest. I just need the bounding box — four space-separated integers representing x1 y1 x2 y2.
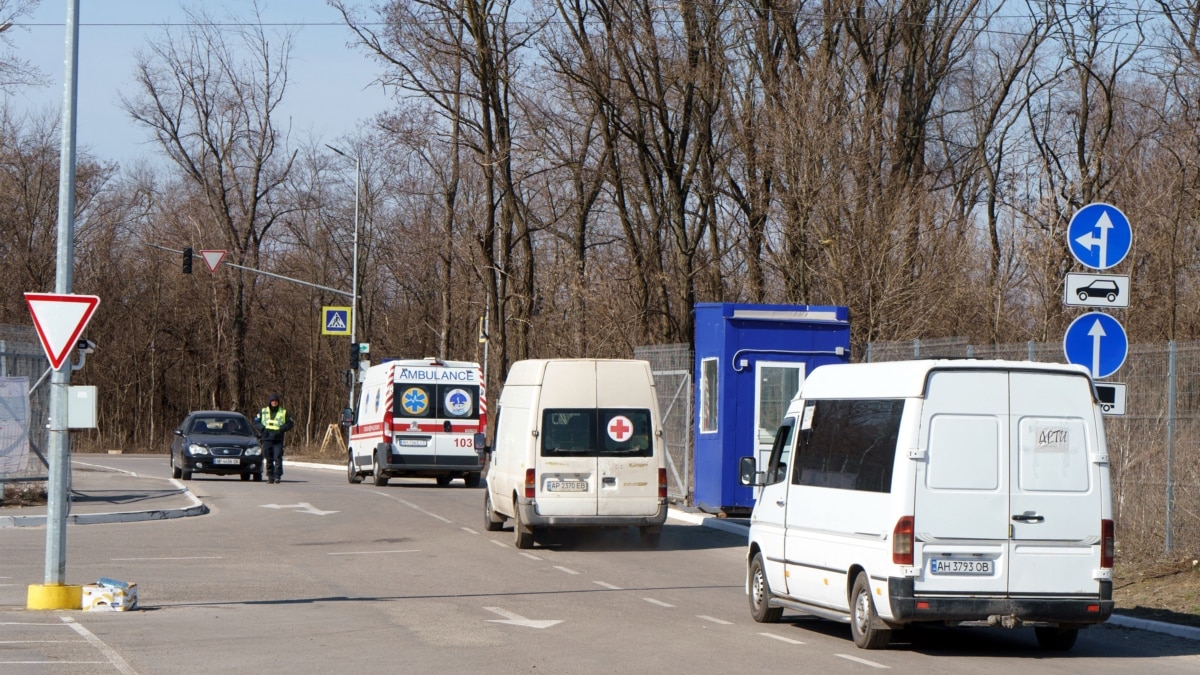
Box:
260 407 287 431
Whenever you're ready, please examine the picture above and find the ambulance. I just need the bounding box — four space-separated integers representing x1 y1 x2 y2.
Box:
347 358 487 487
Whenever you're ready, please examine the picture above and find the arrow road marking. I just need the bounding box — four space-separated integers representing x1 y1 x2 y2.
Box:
484 607 563 629
1075 211 1113 266
1087 318 1107 377
260 502 339 516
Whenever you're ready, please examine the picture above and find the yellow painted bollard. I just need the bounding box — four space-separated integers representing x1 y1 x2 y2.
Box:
27 583 82 610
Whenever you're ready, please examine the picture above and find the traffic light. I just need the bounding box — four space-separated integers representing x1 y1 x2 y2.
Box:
350 342 360 370
182 247 193 274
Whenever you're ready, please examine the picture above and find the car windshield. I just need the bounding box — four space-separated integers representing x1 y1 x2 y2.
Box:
190 417 252 436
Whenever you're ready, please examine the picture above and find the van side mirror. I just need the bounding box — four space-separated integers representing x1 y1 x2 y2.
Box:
474 432 490 453
738 456 763 487
341 407 354 426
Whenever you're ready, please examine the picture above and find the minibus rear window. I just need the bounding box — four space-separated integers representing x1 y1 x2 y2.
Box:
541 409 653 457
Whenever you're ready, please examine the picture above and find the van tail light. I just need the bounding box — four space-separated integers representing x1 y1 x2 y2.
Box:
658 468 668 499
1101 519 1115 568
524 469 536 499
893 516 915 565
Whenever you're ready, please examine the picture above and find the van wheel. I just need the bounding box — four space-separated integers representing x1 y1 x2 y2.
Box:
464 472 482 488
513 502 535 549
850 573 891 649
639 526 662 548
436 475 452 487
1034 626 1079 651
749 553 783 623
484 491 504 531
373 458 389 486
347 454 362 484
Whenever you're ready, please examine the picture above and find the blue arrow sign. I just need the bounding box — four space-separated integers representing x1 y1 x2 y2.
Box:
1063 312 1127 379
1067 203 1132 270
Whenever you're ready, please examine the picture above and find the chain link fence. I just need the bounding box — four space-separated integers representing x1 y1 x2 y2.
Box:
635 344 693 502
0 325 49 483
868 337 1200 559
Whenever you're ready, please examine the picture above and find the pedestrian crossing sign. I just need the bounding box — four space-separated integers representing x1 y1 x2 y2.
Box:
322 307 352 335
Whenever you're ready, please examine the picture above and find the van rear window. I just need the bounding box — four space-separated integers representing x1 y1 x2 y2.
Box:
540 409 653 457
794 399 903 493
394 384 480 419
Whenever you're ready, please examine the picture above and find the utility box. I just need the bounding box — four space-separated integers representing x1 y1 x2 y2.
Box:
692 303 851 514
68 385 97 429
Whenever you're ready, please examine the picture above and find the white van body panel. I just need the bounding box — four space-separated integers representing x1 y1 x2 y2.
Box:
487 359 667 531
746 359 1114 639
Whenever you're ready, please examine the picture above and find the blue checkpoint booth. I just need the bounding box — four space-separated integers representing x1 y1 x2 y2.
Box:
692 303 851 514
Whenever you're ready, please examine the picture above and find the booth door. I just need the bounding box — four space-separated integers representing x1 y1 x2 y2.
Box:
754 362 804 500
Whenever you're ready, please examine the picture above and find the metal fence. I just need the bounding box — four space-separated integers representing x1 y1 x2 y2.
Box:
868 337 1200 558
635 344 693 503
0 325 50 483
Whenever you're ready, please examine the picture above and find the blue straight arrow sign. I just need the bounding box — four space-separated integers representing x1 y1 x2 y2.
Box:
1063 312 1128 379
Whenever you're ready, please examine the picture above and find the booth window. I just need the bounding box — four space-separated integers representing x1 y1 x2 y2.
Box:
700 357 718 433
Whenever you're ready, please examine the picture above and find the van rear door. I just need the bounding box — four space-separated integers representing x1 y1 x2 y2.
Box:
536 361 599 517
914 370 1013 596
914 369 1101 597
1007 371 1102 595
596 362 660 517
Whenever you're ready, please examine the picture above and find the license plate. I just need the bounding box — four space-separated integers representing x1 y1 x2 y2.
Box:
213 457 240 465
546 480 587 492
930 559 993 575
398 439 427 447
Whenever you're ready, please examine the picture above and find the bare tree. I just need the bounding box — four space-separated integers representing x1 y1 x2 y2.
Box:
122 4 297 411
0 0 46 93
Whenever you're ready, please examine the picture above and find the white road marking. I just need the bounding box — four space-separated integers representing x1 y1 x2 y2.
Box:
643 598 674 608
520 552 542 561
326 550 420 556
554 566 579 575
490 540 508 549
260 502 338 516
697 615 732 625
63 617 138 675
594 581 621 590
0 640 84 644
111 556 223 561
0 661 106 665
391 497 452 523
483 606 563 629
760 632 805 645
835 653 889 669
461 527 479 535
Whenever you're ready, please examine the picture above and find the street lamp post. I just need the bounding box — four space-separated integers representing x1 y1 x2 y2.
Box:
327 145 360 411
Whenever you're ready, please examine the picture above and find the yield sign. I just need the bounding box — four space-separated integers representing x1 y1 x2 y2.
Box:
24 293 101 370
199 249 227 272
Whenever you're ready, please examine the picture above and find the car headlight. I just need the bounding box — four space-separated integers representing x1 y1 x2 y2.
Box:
245 446 262 457
187 444 210 455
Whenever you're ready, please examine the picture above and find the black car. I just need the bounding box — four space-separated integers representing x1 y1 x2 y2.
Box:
170 411 264 481
1076 279 1120 302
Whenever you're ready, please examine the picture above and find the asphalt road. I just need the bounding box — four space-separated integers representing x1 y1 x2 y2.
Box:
2 456 1198 674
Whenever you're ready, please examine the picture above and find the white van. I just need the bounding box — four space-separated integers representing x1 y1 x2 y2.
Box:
483 359 668 548
347 358 487 487
739 360 1114 651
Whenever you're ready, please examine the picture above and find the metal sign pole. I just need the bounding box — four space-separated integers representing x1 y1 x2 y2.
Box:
45 0 81 590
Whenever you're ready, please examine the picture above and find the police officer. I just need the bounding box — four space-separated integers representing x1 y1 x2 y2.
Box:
254 393 294 483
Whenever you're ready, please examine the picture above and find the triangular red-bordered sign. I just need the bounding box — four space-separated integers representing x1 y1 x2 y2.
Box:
199 249 227 272
24 293 101 371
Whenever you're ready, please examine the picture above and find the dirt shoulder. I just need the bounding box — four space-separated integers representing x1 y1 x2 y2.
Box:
1113 558 1200 628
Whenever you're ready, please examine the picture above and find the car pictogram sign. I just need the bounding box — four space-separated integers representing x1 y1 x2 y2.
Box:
24 293 101 371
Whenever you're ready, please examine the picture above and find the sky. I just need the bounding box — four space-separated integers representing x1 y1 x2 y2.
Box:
4 0 392 168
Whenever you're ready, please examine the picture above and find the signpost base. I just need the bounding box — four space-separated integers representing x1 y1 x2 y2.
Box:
27 583 82 610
